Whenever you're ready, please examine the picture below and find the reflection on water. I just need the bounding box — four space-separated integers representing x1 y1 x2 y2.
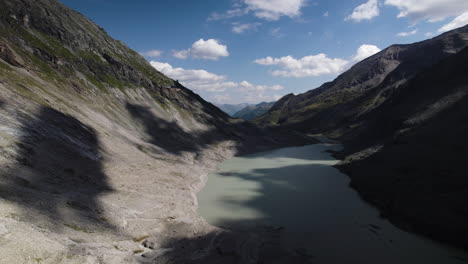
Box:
198 144 468 264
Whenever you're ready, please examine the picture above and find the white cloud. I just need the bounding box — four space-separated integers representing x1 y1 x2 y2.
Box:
438 12 468 33
208 8 248 21
242 93 283 104
172 50 189 59
172 39 229 60
425 32 434 37
254 44 381 77
210 94 233 104
232 22 262 33
345 0 380 22
270 27 284 38
254 54 349 77
209 0 306 21
245 0 306 20
396 29 418 37
209 93 282 104
323 11 329 17
139 50 162 58
352 44 381 62
237 80 284 92
384 0 468 22
150 61 284 104
150 61 227 92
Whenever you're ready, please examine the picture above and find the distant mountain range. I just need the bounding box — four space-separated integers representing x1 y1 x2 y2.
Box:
233 101 275 120
254 24 468 248
214 103 249 116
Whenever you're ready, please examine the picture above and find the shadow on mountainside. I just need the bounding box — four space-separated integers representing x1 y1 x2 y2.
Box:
125 102 315 158
126 103 235 155
0 105 115 232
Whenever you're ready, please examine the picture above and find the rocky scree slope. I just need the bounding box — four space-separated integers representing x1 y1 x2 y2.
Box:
255 24 468 249
0 0 309 263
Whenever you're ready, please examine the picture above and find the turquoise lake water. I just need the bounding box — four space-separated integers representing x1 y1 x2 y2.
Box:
197 144 468 264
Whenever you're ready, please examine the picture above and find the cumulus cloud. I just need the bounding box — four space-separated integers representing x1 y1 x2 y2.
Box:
208 0 306 21
244 0 306 20
254 44 381 78
345 0 380 22
139 50 162 58
384 0 468 22
150 61 227 92
172 39 229 60
396 29 418 37
237 80 284 92
352 44 381 62
438 12 468 33
150 61 284 99
172 50 189 59
254 54 349 77
232 22 262 33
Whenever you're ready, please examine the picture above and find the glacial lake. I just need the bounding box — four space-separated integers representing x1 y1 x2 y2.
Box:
197 144 468 264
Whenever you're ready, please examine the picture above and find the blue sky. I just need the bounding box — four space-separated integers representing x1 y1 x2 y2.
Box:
61 0 468 104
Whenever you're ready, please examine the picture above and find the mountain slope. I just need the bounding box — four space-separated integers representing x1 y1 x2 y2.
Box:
0 0 311 263
233 101 275 120
338 45 468 248
255 25 468 249
255 25 468 136
215 103 250 116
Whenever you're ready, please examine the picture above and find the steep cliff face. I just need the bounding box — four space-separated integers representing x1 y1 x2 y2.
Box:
0 0 307 263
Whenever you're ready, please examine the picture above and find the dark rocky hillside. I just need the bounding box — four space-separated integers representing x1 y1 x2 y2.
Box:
255 24 468 249
233 101 275 120
338 46 468 249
